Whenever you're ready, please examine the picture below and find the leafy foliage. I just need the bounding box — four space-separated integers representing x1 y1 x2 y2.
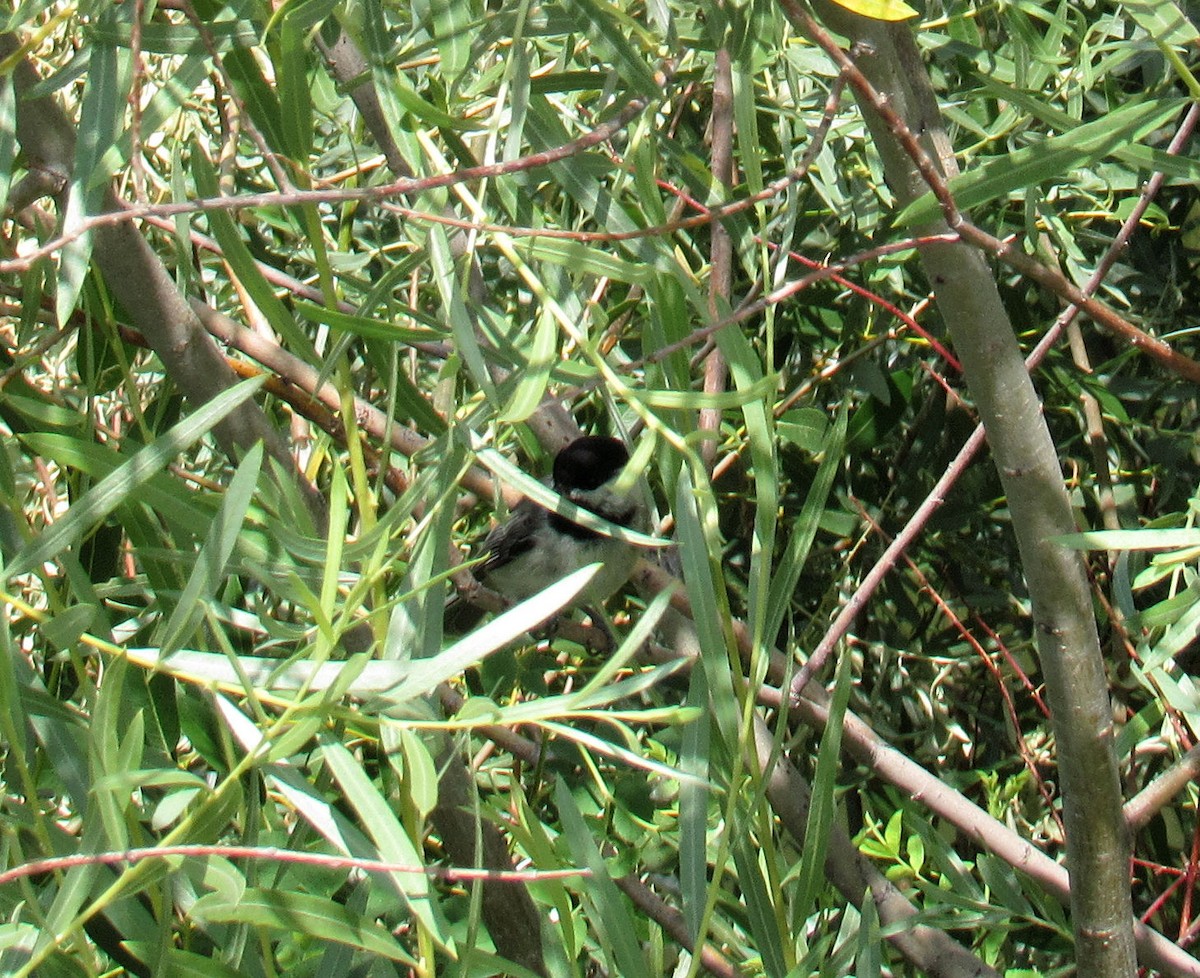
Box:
0 0 1198 976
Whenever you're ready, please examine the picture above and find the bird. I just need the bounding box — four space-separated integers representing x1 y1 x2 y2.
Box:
470 435 647 619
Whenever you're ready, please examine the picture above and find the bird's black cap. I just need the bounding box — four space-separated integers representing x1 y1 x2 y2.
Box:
552 436 630 492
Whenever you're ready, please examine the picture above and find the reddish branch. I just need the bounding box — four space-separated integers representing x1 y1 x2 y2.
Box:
0 845 591 888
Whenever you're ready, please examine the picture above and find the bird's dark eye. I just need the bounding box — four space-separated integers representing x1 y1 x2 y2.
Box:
552 436 630 491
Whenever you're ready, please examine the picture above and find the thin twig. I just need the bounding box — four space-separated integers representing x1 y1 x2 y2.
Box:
0 844 591 887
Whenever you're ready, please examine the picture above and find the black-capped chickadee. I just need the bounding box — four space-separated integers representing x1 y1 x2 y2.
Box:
474 435 647 613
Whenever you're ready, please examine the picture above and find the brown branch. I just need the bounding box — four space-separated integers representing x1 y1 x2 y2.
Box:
615 875 741 978
1125 746 1200 834
700 43 735 470
188 300 503 504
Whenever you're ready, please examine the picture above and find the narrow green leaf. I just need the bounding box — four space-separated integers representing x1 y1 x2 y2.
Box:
8 377 265 579
90 18 259 54
40 816 111 964
633 372 777 410
569 0 660 95
74 13 128 193
855 888 882 978
765 402 847 641
191 888 417 964
503 21 533 160
292 300 446 341
523 97 651 245
159 443 264 656
1056 528 1200 551
385 564 603 701
715 314 776 649
977 853 1033 915
554 780 649 978
92 656 133 846
264 0 342 35
317 734 447 948
161 948 250 978
731 834 788 978
18 433 216 543
275 15 313 162
360 0 409 146
396 728 438 820
792 649 853 924
1123 0 1200 48
58 23 126 322
432 0 474 81
678 664 710 940
499 308 556 422
429 225 495 398
0 76 15 213
190 147 312 355
896 98 1182 227
221 46 289 157
521 239 655 284
673 464 740 745
733 66 764 194
511 791 577 958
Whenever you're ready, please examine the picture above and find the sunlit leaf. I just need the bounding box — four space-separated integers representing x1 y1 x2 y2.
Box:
826 0 918 21
896 98 1182 226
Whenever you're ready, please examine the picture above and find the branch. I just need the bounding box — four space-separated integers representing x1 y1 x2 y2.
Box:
775 4 1141 972
0 32 325 525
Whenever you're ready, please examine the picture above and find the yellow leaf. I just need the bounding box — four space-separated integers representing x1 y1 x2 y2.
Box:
827 0 919 21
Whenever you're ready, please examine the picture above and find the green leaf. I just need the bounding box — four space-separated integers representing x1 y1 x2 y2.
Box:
190 888 417 964
8 378 266 580
678 665 710 940
673 464 740 745
855 888 882 978
1055 528 1200 551
1123 0 1200 48
793 648 853 923
17 434 217 544
554 779 649 978
568 0 661 95
190 146 313 355
633 372 777 410
158 442 263 656
499 308 556 422
732 833 788 978
160 948 250 978
317 734 448 948
58 21 127 322
274 14 313 162
895 98 1183 227
0 76 15 214
522 239 656 284
292 300 446 342
90 18 260 55
431 0 474 82
715 313 777 647
221 45 289 158
765 403 847 643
